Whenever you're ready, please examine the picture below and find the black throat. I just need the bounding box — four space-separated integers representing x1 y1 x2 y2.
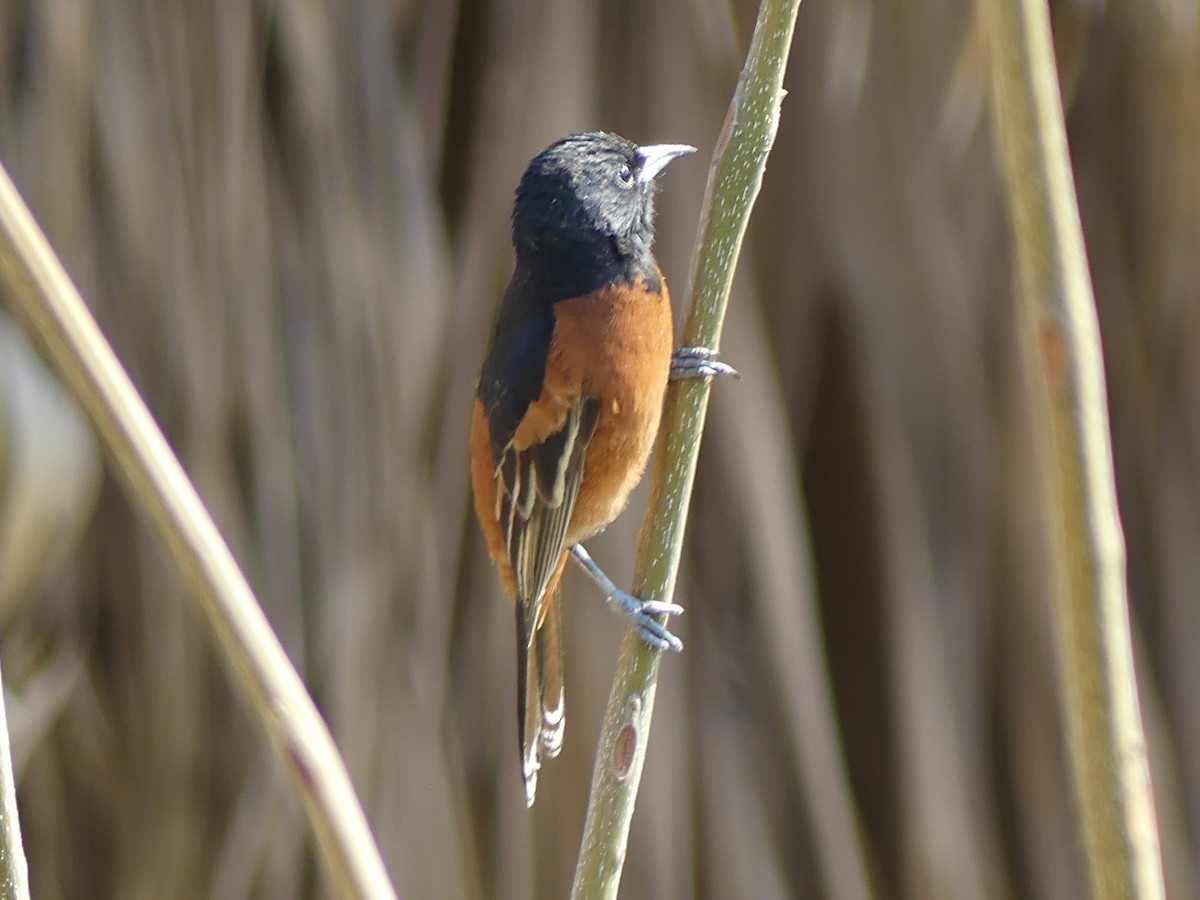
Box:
513 242 661 308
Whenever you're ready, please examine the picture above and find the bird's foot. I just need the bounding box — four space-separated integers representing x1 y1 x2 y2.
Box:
670 346 740 381
570 545 684 652
605 586 684 652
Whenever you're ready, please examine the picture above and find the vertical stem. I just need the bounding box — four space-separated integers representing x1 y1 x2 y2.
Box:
570 0 802 896
0 655 30 900
983 0 1164 896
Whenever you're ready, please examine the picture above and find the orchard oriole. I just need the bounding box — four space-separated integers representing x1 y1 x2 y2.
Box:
471 132 734 806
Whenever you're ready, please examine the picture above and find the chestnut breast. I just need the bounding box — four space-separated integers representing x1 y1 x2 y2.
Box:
547 278 674 543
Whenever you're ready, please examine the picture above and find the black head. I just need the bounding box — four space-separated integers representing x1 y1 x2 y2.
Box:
511 132 695 285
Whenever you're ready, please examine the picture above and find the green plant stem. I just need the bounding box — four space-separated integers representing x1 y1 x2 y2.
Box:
982 0 1164 897
570 1 802 896
0 162 396 899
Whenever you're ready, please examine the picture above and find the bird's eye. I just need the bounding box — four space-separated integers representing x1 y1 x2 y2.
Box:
617 163 634 185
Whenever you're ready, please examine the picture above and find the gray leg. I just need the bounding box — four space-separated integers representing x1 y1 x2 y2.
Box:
670 346 740 381
569 544 684 652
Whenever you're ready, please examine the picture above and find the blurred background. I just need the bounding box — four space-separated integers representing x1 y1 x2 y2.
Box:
0 0 1197 897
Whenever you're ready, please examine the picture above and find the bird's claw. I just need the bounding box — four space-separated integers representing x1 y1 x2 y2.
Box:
606 588 685 652
570 543 685 652
670 346 740 382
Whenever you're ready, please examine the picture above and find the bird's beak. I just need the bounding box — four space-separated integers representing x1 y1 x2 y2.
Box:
636 144 697 183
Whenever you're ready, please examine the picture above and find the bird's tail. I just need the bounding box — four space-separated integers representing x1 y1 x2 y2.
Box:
516 590 566 807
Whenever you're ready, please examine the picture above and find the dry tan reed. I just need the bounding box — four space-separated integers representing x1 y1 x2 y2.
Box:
0 1 1197 897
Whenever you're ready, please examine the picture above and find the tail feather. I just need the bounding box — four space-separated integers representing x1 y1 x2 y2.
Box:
516 602 541 807
516 590 566 807
537 593 565 759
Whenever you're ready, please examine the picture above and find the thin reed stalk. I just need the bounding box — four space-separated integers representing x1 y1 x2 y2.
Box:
571 0 804 895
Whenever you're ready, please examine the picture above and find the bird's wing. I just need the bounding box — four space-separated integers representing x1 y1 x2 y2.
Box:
495 392 601 622
477 294 602 623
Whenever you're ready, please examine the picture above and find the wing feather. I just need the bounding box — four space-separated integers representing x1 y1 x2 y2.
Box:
497 396 600 630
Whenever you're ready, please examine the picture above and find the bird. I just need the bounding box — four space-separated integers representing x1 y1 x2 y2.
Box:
470 131 735 806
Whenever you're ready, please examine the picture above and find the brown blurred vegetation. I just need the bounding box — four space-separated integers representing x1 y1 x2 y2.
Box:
0 1 1197 897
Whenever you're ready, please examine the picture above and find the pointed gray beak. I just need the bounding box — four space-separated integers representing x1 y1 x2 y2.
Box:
636 143 697 183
